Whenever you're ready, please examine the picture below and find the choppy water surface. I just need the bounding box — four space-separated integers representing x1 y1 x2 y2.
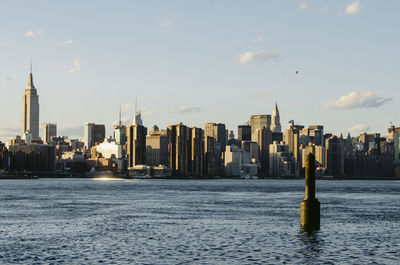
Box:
0 179 399 264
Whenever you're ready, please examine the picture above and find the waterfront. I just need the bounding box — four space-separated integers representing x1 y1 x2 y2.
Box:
0 179 399 264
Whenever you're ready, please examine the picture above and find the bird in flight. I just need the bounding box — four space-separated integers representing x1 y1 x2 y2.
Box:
294 71 299 75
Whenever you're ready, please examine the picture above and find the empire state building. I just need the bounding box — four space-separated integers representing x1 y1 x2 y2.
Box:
22 64 40 140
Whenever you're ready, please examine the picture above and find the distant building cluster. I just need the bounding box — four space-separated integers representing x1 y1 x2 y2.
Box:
1 66 400 179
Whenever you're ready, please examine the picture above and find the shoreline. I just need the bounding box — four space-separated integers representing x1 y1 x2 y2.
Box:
1 173 399 181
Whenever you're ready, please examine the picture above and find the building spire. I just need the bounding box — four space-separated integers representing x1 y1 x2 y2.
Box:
271 100 281 133
27 59 35 89
119 104 122 127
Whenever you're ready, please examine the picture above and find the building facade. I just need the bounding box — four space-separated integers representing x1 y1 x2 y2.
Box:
250 114 271 142
43 123 57 144
126 124 147 169
22 64 40 140
84 123 106 149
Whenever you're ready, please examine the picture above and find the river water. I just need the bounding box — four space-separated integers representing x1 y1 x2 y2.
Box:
0 178 399 264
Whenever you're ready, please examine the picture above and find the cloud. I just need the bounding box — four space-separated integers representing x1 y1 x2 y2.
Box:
323 91 391 109
237 50 281 64
26 31 35 37
158 16 172 29
232 40 240 46
249 36 262 43
348 123 370 134
69 59 81 73
299 3 308 10
58 40 73 46
25 29 44 37
0 128 20 142
345 1 363 14
170 106 202 114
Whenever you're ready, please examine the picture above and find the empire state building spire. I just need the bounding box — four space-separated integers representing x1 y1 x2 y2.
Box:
22 61 40 140
28 60 35 89
271 100 281 133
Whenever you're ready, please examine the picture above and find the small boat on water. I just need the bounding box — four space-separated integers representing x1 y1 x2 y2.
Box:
240 174 258 179
130 174 152 179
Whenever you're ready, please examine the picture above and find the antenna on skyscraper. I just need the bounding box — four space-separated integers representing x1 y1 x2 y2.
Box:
135 94 138 114
30 58 32 73
119 104 122 127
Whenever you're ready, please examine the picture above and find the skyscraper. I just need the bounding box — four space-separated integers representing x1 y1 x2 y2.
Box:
250 115 271 142
114 107 126 145
126 124 147 168
22 63 40 140
238 125 251 141
167 123 190 176
84 123 105 149
271 101 281 133
43 123 57 144
205 123 226 175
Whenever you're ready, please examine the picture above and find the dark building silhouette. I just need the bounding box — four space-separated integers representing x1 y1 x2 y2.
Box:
190 127 204 177
238 125 251 141
8 144 56 171
126 124 147 168
167 123 190 176
204 136 216 177
205 123 226 176
325 136 343 177
257 127 272 177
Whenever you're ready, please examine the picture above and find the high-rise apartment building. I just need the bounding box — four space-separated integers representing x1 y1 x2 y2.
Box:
325 136 344 177
256 127 272 177
146 129 168 167
190 127 204 176
43 123 57 144
205 123 226 175
126 124 147 168
84 123 106 149
167 123 190 176
22 63 40 140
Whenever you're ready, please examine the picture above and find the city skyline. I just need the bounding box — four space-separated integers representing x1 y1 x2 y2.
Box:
1 0 399 142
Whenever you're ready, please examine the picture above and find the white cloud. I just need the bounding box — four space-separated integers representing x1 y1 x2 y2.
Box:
249 36 262 43
348 123 370 134
25 29 44 37
232 40 240 46
58 40 73 46
69 59 81 73
170 106 202 114
345 1 363 14
323 91 391 109
158 16 172 29
26 31 35 37
237 50 281 64
299 3 308 10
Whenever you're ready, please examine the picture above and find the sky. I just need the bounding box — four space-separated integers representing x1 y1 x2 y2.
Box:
0 0 399 142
